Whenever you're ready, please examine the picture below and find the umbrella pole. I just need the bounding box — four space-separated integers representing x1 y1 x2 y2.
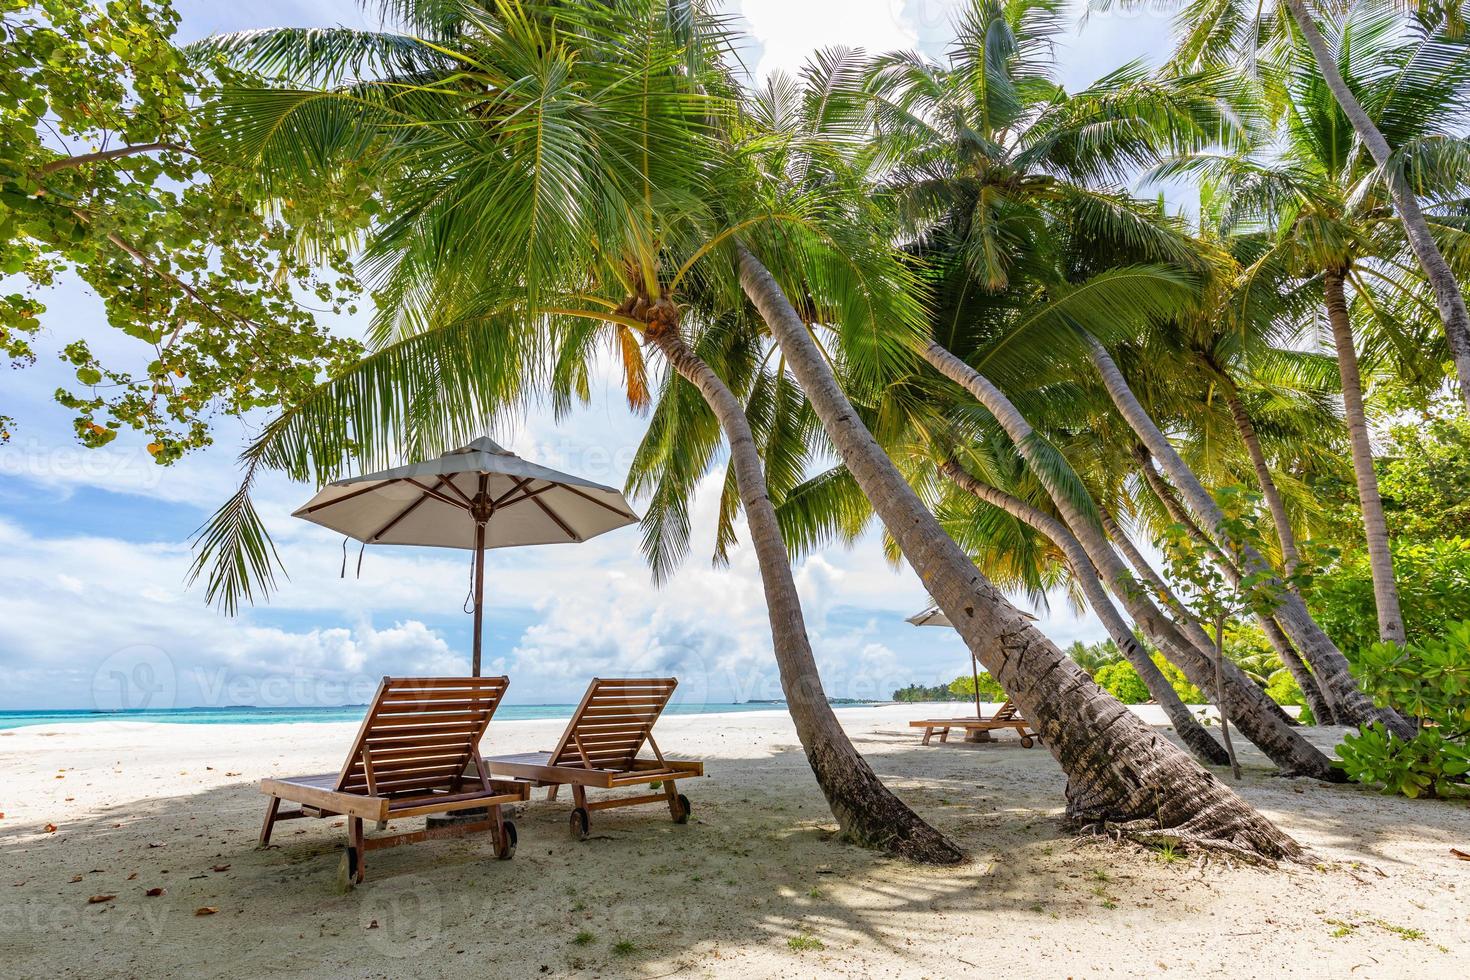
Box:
471 522 486 677
972 652 982 720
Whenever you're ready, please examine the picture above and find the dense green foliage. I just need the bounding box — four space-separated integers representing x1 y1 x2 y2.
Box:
1336 622 1470 797
948 671 1007 702
0 0 364 455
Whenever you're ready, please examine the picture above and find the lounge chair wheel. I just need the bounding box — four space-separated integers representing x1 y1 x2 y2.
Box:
570 807 590 841
674 794 691 824
1020 736 1034 748
496 820 517 860
337 847 359 891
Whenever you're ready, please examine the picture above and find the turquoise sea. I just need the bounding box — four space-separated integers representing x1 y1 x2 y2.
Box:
0 700 878 731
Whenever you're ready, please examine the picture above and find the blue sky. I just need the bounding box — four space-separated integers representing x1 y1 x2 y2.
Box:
0 1 1179 710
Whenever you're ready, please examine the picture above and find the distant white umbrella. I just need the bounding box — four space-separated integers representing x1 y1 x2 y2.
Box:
293 437 639 674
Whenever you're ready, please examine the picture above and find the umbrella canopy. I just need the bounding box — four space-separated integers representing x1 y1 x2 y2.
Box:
293 437 639 674
293 437 637 550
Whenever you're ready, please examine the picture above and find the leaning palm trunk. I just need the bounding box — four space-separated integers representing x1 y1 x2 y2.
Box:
920 344 1330 774
938 460 1229 766
1129 460 1335 723
1323 270 1405 645
1102 507 1336 726
738 246 1300 859
1283 0 1470 415
643 314 964 864
1086 333 1414 737
1217 374 1302 577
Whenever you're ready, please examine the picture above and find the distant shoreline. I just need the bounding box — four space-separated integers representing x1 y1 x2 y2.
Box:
0 698 890 731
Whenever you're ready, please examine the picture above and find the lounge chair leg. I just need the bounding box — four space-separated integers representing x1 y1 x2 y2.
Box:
349 817 365 884
258 796 281 848
547 785 560 802
663 781 690 824
921 727 933 746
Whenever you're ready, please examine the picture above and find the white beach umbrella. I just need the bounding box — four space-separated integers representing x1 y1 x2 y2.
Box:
293 436 639 674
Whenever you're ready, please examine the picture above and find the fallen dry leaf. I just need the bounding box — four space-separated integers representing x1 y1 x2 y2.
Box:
211 864 231 873
145 888 165 897
126 872 138 881
69 875 83 883
146 842 166 849
1451 848 1470 861
87 895 116 904
43 824 57 833
194 907 219 917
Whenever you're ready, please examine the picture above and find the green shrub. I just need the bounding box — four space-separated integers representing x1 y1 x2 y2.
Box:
1336 723 1469 798
1309 538 1470 655
949 671 1006 702
1264 670 1315 725
1094 661 1150 704
1152 653 1205 704
1334 622 1470 798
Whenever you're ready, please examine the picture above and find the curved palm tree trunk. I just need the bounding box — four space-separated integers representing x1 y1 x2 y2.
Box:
1131 458 1336 724
1283 0 1470 415
644 319 965 864
1217 375 1302 577
938 460 1230 767
738 245 1300 860
1086 332 1414 737
919 344 1331 774
1323 271 1405 646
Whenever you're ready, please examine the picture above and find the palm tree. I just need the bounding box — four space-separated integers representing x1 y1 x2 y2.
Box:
193 0 963 863
715 15 1297 854
734 237 1299 858
1120 0 1470 411
1163 9 1470 648
849 0 1332 773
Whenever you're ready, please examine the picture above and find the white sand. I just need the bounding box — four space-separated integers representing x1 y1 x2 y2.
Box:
1 704 1466 978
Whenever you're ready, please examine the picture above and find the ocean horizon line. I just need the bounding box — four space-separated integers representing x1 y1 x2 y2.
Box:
0 698 890 730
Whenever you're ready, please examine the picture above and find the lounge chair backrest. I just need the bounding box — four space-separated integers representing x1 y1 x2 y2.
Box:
549 677 678 771
992 700 1018 721
334 676 509 797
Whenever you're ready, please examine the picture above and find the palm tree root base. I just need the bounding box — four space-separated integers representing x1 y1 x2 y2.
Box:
1070 819 1308 867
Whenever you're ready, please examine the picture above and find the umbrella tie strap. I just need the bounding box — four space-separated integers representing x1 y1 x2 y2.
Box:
464 550 475 614
340 538 367 579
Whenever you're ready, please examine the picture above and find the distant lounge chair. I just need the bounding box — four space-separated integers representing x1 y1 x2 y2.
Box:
909 700 1041 747
481 677 703 839
257 676 530 887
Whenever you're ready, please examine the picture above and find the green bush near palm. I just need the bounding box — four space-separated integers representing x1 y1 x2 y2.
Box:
1095 662 1151 704
1335 623 1470 798
1310 539 1470 657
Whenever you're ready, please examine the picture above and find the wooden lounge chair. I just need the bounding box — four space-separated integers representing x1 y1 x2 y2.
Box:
909 700 1041 747
257 676 530 887
481 677 703 839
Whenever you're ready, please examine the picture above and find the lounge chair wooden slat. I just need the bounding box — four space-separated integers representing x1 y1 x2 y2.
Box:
257 675 529 885
481 677 701 836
